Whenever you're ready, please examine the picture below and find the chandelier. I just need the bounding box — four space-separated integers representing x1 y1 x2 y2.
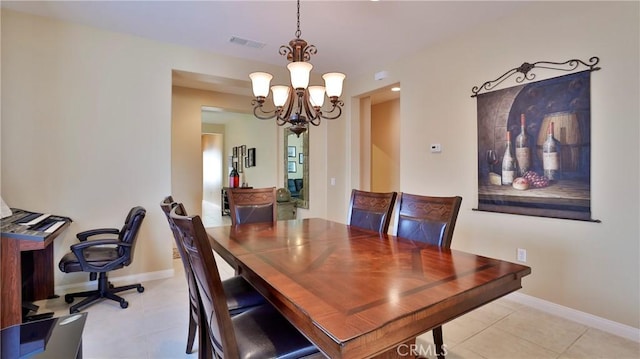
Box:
249 0 345 136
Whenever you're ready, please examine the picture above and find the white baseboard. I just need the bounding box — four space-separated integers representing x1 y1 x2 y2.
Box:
506 292 640 343
55 268 175 294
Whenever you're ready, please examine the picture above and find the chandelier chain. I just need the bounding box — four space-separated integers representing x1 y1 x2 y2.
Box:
295 0 301 39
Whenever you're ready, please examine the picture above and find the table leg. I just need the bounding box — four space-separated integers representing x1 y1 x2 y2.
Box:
433 326 445 359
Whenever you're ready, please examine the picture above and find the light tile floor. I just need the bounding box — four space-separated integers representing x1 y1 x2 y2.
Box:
32 201 639 359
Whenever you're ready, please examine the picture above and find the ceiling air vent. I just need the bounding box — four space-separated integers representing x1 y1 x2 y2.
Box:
229 36 266 49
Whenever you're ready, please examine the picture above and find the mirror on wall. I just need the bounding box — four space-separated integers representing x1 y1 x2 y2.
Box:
284 129 309 209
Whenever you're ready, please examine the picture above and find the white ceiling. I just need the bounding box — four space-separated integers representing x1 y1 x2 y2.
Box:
2 0 529 120
2 1 529 76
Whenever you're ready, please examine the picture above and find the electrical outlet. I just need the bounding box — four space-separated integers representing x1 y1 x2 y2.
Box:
516 248 527 263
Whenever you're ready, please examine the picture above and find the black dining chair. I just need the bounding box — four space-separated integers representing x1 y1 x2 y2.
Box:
227 187 277 225
160 196 265 355
394 193 462 359
170 203 320 359
347 189 397 234
58 206 146 313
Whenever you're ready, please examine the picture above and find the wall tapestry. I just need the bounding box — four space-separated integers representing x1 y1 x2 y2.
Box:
473 57 600 221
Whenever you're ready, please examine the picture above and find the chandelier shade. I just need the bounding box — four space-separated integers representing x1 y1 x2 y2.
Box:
249 0 345 136
308 86 325 107
287 62 312 89
271 85 290 107
249 72 272 98
323 73 346 98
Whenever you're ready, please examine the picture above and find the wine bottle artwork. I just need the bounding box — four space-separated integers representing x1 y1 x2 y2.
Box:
474 68 594 221
502 131 516 185
543 122 560 181
515 113 531 176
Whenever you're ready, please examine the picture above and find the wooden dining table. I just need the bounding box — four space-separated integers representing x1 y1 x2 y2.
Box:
207 218 531 359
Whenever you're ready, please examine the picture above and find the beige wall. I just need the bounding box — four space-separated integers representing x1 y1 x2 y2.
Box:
2 10 175 285
371 99 400 192
1 2 638 329
343 2 639 327
0 9 300 286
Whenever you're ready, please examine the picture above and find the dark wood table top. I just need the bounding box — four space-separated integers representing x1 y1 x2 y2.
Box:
207 218 531 359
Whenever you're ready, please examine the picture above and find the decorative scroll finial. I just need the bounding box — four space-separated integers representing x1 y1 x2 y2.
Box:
471 57 600 97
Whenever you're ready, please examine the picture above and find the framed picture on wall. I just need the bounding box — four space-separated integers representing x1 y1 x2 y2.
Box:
473 58 600 222
288 161 296 173
233 146 238 157
241 145 247 156
248 148 256 167
288 146 296 157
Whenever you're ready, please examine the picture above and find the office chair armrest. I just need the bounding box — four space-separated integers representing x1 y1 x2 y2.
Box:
70 239 131 272
76 228 120 241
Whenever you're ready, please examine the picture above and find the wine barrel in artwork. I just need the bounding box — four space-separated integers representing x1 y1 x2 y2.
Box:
537 112 581 172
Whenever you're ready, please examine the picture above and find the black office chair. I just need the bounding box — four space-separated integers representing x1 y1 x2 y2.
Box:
347 189 398 234
227 187 277 225
160 196 264 354
169 203 319 359
394 193 462 359
58 206 146 313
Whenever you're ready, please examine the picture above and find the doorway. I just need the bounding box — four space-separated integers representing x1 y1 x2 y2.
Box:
202 133 225 226
371 97 400 192
360 84 401 193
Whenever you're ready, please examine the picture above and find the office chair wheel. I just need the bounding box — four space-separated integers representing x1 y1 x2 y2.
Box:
64 294 74 304
137 286 145 293
120 300 129 309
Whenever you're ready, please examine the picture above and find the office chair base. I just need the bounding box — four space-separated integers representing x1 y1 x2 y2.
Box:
64 272 144 313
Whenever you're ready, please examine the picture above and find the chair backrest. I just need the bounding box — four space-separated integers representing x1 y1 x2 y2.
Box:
347 189 398 234
170 203 239 358
394 193 462 248
160 196 200 304
159 195 183 253
118 207 136 240
119 206 146 264
227 187 277 225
